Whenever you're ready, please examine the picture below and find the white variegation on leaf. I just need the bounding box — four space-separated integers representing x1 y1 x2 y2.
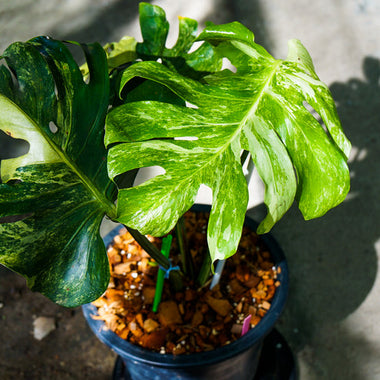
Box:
106 21 351 266
0 95 60 182
0 37 115 307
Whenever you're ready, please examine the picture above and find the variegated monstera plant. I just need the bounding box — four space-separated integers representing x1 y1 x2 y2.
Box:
0 3 350 307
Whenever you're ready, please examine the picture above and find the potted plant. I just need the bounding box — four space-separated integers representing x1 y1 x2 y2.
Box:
0 3 350 379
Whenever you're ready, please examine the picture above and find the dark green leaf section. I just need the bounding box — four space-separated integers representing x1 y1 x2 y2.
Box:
1 37 114 199
30 37 114 199
106 22 351 265
0 164 109 307
0 37 115 306
124 79 186 106
80 36 138 78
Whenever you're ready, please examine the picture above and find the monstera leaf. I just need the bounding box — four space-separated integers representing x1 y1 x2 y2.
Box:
118 3 222 110
137 2 222 77
0 37 116 307
106 22 351 265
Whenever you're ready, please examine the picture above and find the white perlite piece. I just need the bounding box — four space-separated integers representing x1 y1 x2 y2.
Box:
33 317 56 340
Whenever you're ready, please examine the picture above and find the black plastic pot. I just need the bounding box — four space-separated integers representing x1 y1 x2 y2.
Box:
82 205 289 380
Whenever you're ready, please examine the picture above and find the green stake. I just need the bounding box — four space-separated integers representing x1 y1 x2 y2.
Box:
152 235 173 313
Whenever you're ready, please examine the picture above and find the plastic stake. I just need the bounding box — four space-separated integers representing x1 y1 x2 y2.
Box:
152 235 173 313
241 314 252 336
210 259 225 289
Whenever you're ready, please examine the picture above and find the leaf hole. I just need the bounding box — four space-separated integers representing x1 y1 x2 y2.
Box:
303 101 321 121
54 83 60 99
187 41 203 54
0 130 30 160
0 58 19 88
49 121 58 134
0 213 33 224
222 58 237 73
83 72 90 84
185 101 198 109
174 136 199 141
65 41 86 66
6 179 22 186
303 101 328 131
64 41 91 84
195 184 213 205
241 151 254 181
133 166 166 186
163 16 181 49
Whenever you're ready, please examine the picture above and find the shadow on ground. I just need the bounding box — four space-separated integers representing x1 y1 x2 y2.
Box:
47 0 151 45
0 265 116 379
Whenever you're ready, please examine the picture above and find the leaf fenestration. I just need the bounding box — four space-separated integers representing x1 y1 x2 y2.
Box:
106 22 350 265
137 2 222 77
0 38 114 306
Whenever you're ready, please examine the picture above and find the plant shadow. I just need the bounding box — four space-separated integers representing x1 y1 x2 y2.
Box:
46 0 151 46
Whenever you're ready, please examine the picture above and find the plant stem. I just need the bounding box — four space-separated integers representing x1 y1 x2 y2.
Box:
127 227 170 269
127 227 184 291
197 249 212 287
152 235 172 312
175 216 195 280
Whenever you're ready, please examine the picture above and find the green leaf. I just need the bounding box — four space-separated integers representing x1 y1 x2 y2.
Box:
106 22 350 265
137 2 222 77
137 2 169 56
0 37 115 307
124 80 186 106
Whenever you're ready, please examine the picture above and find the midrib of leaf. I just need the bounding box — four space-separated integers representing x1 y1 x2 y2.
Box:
209 60 282 170
63 84 117 201
200 61 282 176
242 61 281 128
53 144 116 218
1 90 115 218
59 204 100 258
28 110 117 218
53 199 99 225
156 61 282 192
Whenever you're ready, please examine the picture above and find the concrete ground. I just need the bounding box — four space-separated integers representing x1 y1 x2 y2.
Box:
0 0 379 379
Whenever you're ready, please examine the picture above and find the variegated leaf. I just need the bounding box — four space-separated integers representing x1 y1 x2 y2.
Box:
0 37 115 307
137 2 222 77
106 22 351 266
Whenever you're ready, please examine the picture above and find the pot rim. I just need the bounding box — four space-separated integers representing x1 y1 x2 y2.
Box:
82 204 289 368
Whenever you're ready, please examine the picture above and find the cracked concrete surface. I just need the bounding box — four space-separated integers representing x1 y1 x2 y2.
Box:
0 0 380 378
